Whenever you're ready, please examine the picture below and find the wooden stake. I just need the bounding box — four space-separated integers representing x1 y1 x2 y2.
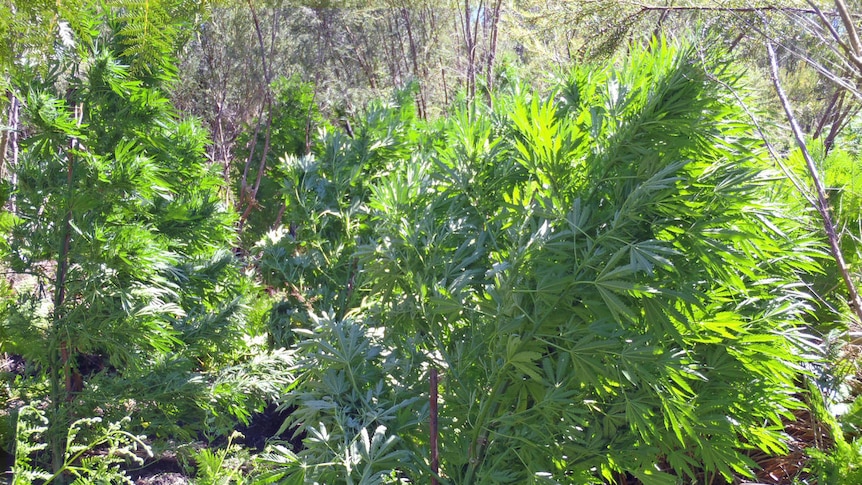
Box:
431 367 439 485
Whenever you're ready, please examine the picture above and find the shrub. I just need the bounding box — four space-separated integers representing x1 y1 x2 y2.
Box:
269 38 824 484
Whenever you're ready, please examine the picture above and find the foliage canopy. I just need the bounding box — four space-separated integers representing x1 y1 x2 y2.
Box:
252 39 826 484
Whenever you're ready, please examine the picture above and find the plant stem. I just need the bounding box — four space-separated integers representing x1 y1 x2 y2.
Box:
49 136 77 482
462 377 509 485
430 367 439 485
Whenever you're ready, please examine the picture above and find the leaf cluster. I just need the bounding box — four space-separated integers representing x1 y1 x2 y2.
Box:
274 38 826 484
0 8 264 466
10 405 152 485
254 311 422 484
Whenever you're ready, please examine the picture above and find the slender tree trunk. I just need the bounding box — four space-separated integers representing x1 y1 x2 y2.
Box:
812 89 857 154
834 0 862 64
395 13 412 86
385 15 403 85
0 92 10 180
461 0 476 103
401 7 427 118
238 1 275 232
344 21 379 89
49 128 80 481
812 88 843 141
767 41 862 334
484 0 503 107
1 91 20 212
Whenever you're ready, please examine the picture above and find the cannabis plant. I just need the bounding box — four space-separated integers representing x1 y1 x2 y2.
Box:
255 38 821 484
252 90 429 484
234 74 325 248
255 311 423 484
354 39 822 483
254 87 421 348
0 8 247 473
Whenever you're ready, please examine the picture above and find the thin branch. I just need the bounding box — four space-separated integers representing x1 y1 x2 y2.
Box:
633 3 862 18
239 1 275 230
808 0 862 72
766 41 862 334
738 12 862 100
430 368 439 485
835 0 862 57
812 88 843 140
700 67 817 208
808 1 853 55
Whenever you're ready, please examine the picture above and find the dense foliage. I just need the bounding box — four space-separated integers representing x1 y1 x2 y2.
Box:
2 2 862 485
0 7 292 480
247 40 828 484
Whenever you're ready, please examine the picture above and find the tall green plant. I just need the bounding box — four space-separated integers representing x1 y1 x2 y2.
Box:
234 75 325 248
254 87 420 348
0 8 243 473
353 39 821 483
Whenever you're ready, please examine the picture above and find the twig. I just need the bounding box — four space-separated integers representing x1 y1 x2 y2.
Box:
633 3 861 18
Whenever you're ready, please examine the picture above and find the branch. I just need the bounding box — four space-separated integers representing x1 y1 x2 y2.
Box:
634 3 861 18
238 1 275 231
766 41 862 334
808 0 862 72
808 1 855 56
743 14 862 100
835 0 862 57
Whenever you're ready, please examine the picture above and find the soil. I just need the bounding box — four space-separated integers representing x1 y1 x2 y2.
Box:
235 403 301 452
126 403 299 484
128 451 190 485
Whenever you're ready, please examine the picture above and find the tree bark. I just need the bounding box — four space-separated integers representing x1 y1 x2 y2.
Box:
0 91 20 211
401 7 427 118
238 1 275 231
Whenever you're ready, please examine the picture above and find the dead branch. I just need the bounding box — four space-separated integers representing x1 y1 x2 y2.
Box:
766 41 862 336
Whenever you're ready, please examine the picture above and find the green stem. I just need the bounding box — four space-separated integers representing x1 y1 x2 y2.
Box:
462 375 510 485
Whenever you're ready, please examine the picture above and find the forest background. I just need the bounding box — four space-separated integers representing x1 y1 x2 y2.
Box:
2 0 862 484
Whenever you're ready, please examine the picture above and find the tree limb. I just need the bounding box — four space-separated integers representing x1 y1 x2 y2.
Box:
634 3 861 18
808 0 862 72
835 0 862 57
766 41 862 334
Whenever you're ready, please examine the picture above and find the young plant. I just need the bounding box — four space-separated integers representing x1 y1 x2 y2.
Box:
186 431 248 485
11 406 150 485
255 311 422 485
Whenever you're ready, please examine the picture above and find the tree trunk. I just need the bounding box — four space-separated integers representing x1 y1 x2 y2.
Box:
462 0 477 103
1 91 20 212
238 1 275 232
484 0 503 107
401 7 427 118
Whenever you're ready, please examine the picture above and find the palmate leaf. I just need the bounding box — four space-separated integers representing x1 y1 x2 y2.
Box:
252 444 306 485
264 36 830 485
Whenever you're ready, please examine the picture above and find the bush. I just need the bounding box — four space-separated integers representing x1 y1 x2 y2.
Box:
261 38 824 484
